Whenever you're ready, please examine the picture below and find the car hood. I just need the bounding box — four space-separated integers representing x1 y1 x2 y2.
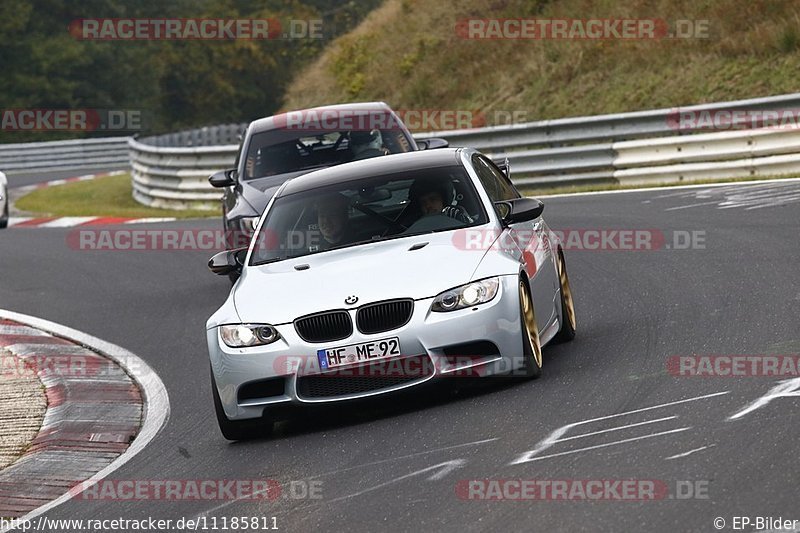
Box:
233 230 494 324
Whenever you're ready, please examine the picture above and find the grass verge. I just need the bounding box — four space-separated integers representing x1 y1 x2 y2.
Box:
15 173 216 219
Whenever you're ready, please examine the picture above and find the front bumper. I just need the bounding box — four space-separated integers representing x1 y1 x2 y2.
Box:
207 275 527 420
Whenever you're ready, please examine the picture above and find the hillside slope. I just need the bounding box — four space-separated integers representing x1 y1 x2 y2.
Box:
283 0 800 129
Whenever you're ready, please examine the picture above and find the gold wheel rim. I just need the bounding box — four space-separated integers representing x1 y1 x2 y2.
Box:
558 253 577 331
519 281 542 368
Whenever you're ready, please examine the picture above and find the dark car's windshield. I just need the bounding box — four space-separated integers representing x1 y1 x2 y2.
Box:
249 165 487 265
243 126 413 180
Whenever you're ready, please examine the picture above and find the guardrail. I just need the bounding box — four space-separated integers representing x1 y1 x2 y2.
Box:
612 126 800 184
129 92 800 209
129 124 247 209
416 92 800 187
0 136 130 174
7 93 800 208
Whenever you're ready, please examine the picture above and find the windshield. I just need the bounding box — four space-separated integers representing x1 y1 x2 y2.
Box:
243 127 413 180
249 165 487 265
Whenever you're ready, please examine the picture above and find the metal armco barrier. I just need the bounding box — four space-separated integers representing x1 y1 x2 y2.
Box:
0 137 130 173
129 124 246 209
611 126 800 185
416 92 800 188
127 92 800 208
6 94 800 208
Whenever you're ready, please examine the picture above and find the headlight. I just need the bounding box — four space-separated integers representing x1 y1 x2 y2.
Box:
219 324 280 347
431 277 500 312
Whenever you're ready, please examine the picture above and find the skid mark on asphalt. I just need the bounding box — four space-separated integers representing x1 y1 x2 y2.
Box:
515 427 693 464
211 459 471 527
652 181 800 211
665 444 715 460
320 459 467 504
307 437 498 480
194 437 496 519
510 391 729 465
728 377 800 420
553 416 678 443
195 381 800 521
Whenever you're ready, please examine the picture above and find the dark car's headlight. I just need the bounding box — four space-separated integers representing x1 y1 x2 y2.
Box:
431 277 500 312
219 324 280 347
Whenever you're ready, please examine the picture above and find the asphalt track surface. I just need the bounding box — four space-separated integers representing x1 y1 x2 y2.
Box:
2 178 800 532
4 167 121 189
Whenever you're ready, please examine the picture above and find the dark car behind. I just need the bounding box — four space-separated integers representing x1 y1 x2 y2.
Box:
209 102 448 255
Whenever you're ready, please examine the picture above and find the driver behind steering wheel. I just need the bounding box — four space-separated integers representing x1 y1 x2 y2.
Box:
408 177 473 223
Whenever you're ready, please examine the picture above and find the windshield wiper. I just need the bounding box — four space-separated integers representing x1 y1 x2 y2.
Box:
328 236 391 251
254 256 287 265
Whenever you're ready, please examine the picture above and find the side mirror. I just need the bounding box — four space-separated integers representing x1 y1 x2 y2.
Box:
208 248 247 276
495 198 544 224
209 169 237 188
496 157 511 178
417 137 449 150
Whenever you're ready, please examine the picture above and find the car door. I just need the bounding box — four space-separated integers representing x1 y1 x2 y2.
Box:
472 154 557 332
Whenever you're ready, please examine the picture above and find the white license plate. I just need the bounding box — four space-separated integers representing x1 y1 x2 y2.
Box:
317 337 401 370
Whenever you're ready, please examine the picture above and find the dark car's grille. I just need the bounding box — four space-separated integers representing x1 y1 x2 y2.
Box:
294 311 352 343
296 355 433 399
356 299 414 335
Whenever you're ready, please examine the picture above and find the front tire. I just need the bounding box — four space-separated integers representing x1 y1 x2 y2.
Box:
518 280 543 379
211 367 273 441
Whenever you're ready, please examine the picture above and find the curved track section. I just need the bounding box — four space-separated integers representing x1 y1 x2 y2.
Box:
0 310 170 532
1 177 798 531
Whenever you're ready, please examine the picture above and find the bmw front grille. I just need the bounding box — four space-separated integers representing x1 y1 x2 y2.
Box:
356 299 413 335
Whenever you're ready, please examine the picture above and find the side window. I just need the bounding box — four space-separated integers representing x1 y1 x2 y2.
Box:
472 154 520 202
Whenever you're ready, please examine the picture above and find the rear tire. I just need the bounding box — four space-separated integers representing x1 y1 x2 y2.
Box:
518 280 543 379
553 250 576 343
211 367 273 441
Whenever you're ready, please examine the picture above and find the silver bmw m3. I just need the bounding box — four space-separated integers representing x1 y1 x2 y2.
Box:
206 147 576 440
